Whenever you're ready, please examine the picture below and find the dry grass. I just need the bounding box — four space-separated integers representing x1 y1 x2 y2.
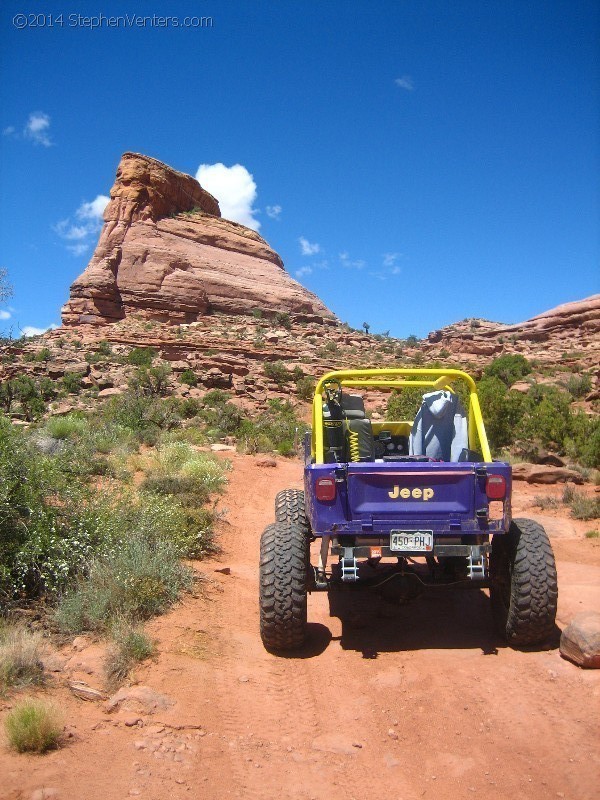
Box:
4 699 63 753
0 627 45 692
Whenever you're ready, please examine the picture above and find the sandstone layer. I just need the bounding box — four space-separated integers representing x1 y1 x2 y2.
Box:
424 295 600 368
61 153 333 326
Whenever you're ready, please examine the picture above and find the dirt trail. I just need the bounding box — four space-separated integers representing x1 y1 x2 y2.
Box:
1 454 599 800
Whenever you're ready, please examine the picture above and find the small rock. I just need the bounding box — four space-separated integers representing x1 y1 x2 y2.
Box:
511 463 584 485
71 636 89 651
210 443 236 452
560 610 600 668
238 675 249 683
68 680 106 701
256 457 277 468
98 387 123 398
387 728 398 740
214 567 231 575
106 685 175 714
31 790 60 800
123 715 142 727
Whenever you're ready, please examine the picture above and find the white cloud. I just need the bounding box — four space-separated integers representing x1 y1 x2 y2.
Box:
394 75 414 91
299 237 320 256
196 163 260 230
390 266 402 275
22 324 57 337
339 251 365 270
295 266 313 278
2 126 16 137
24 112 53 146
0 309 11 320
54 194 109 256
383 252 400 268
77 195 109 221
266 204 282 220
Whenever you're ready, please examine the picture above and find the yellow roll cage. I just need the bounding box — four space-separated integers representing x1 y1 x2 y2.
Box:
311 368 491 464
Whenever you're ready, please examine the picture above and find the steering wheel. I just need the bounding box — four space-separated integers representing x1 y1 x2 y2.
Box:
322 379 342 405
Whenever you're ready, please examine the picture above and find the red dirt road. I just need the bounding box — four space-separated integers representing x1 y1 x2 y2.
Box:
2 454 599 800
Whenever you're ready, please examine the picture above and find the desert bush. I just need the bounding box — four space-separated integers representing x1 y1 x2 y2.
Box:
237 399 306 456
62 371 84 394
296 376 315 401
5 699 63 753
386 387 427 422
104 626 155 687
477 377 525 450
129 364 172 397
126 347 157 367
568 494 600 521
274 311 292 329
179 369 198 387
585 530 599 539
55 535 192 633
264 361 291 386
44 414 88 440
563 373 592 399
484 354 531 386
0 627 45 691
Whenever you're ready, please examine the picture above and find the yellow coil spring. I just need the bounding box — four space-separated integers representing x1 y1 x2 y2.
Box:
348 430 361 462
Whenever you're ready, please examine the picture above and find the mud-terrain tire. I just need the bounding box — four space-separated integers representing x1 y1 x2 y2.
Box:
275 489 310 535
490 518 558 647
259 521 309 651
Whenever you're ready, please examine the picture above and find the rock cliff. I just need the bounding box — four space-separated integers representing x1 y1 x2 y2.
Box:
61 153 334 326
424 295 600 366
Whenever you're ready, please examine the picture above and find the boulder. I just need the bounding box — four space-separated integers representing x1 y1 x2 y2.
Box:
511 463 584 484
62 152 334 326
560 611 600 668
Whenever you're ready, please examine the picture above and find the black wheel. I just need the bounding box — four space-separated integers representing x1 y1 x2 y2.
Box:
490 518 558 647
275 489 310 535
259 521 309 651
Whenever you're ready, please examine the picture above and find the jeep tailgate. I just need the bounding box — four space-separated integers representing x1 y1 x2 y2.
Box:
346 462 477 522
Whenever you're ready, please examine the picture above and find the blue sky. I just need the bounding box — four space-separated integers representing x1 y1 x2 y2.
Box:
0 0 598 338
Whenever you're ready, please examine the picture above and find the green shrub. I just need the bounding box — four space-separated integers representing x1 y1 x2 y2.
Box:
386 387 427 422
568 494 600 521
585 530 599 539
179 369 198 387
62 371 83 394
44 414 88 440
296 376 315 401
104 626 155 687
563 373 592 399
237 399 306 456
264 361 291 386
0 627 45 691
55 536 192 633
274 311 292 329
33 347 51 362
483 354 531 386
128 365 171 397
126 347 157 367
477 377 525 451
97 340 112 356
5 699 63 753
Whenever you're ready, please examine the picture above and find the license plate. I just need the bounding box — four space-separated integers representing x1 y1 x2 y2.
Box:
390 531 434 552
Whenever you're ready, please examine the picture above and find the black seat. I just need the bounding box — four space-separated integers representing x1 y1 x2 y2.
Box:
323 392 375 462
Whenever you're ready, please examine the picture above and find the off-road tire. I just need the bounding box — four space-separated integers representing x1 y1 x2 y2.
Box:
490 518 558 647
259 521 309 651
275 489 310 535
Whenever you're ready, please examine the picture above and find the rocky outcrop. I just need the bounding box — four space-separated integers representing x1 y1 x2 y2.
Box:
61 153 334 326
425 295 600 370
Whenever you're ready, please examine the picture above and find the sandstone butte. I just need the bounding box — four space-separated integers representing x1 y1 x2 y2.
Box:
61 152 334 326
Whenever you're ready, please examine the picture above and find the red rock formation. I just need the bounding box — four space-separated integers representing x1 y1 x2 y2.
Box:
62 153 334 326
424 295 600 369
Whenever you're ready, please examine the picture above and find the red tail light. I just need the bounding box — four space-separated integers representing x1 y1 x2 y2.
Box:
486 474 506 500
315 477 336 501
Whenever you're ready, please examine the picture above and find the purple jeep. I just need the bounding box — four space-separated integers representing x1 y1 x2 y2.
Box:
259 368 558 651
